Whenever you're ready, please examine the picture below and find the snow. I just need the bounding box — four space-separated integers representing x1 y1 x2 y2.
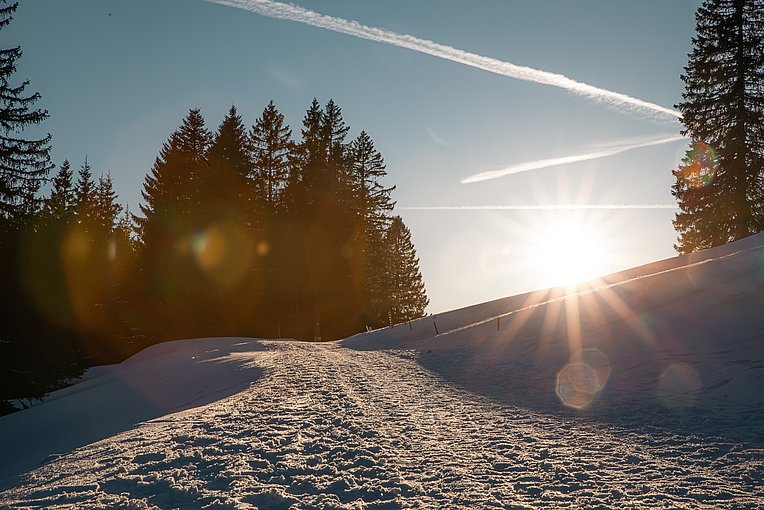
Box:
1 233 764 507
0 338 265 491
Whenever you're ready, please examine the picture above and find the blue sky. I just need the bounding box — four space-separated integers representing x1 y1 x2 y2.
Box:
6 0 702 312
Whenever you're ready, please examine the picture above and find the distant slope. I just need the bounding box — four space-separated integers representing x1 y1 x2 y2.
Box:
343 231 764 434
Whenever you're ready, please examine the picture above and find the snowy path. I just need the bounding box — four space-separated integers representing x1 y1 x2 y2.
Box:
2 340 763 509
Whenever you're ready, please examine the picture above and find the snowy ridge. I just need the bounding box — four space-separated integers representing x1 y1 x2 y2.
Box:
343 232 764 428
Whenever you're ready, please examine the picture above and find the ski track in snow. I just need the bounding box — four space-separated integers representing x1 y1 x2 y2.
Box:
2 341 762 509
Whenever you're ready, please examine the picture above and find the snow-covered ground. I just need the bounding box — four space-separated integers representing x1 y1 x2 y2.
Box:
1 233 764 508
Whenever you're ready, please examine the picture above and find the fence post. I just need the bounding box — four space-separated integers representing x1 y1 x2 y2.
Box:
433 320 439 335
497 317 500 331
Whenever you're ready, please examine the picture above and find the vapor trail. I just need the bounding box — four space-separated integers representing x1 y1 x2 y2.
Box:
207 0 681 121
400 204 677 211
462 133 686 184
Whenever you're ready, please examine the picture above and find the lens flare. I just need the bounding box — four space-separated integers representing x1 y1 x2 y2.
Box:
556 349 611 409
657 362 702 408
676 141 717 188
191 223 256 290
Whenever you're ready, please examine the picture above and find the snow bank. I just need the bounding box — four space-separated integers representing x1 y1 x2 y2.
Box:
343 232 764 435
0 337 266 489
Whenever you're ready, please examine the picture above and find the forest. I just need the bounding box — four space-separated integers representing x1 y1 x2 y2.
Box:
1 93 429 409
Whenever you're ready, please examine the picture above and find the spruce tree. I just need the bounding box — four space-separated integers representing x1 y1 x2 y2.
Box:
0 1 53 223
250 100 292 210
348 131 395 326
673 0 764 253
381 216 428 324
135 109 213 339
350 131 395 230
94 172 122 233
136 109 211 241
74 157 97 227
43 160 75 223
206 105 251 224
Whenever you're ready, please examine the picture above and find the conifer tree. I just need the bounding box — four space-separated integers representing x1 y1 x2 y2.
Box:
136 109 211 241
290 98 325 212
350 131 395 231
135 109 213 339
44 160 75 222
74 157 97 227
673 0 764 253
206 105 251 225
381 216 428 324
0 1 53 223
94 172 122 233
348 131 395 326
250 100 292 210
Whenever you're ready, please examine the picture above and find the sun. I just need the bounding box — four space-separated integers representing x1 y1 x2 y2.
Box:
531 216 610 288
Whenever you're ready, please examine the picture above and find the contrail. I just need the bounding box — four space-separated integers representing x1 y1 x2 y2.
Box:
400 204 678 211
462 133 686 184
206 0 681 121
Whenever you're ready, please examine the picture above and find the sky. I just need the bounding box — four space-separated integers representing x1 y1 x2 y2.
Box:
6 0 702 313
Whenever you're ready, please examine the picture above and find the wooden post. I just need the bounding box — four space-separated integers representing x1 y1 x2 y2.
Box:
409 321 413 330
497 317 500 331
433 321 439 335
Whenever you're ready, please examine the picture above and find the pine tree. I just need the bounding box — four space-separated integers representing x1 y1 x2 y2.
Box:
94 172 122 233
136 109 211 241
291 98 326 212
250 100 292 211
348 131 395 326
0 1 53 223
350 131 395 230
135 109 214 339
74 157 97 227
43 160 75 222
206 105 251 224
381 216 428 324
673 0 764 253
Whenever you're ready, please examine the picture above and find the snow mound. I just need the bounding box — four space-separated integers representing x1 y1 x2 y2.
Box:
0 337 266 489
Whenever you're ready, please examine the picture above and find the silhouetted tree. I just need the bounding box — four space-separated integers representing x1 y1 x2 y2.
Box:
136 108 211 241
43 160 75 223
381 216 429 324
348 130 395 327
94 172 122 233
74 157 97 229
206 105 252 224
203 105 262 334
135 109 212 338
0 0 53 224
250 100 292 211
673 0 764 253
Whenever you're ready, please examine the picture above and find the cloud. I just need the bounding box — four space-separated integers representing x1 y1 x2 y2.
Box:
399 204 677 210
461 133 686 184
426 126 448 146
207 0 681 121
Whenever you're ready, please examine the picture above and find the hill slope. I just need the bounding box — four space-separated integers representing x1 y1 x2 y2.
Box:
1 233 763 507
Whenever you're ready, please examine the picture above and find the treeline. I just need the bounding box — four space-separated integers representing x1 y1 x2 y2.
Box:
134 100 428 341
1 99 428 407
0 0 427 409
